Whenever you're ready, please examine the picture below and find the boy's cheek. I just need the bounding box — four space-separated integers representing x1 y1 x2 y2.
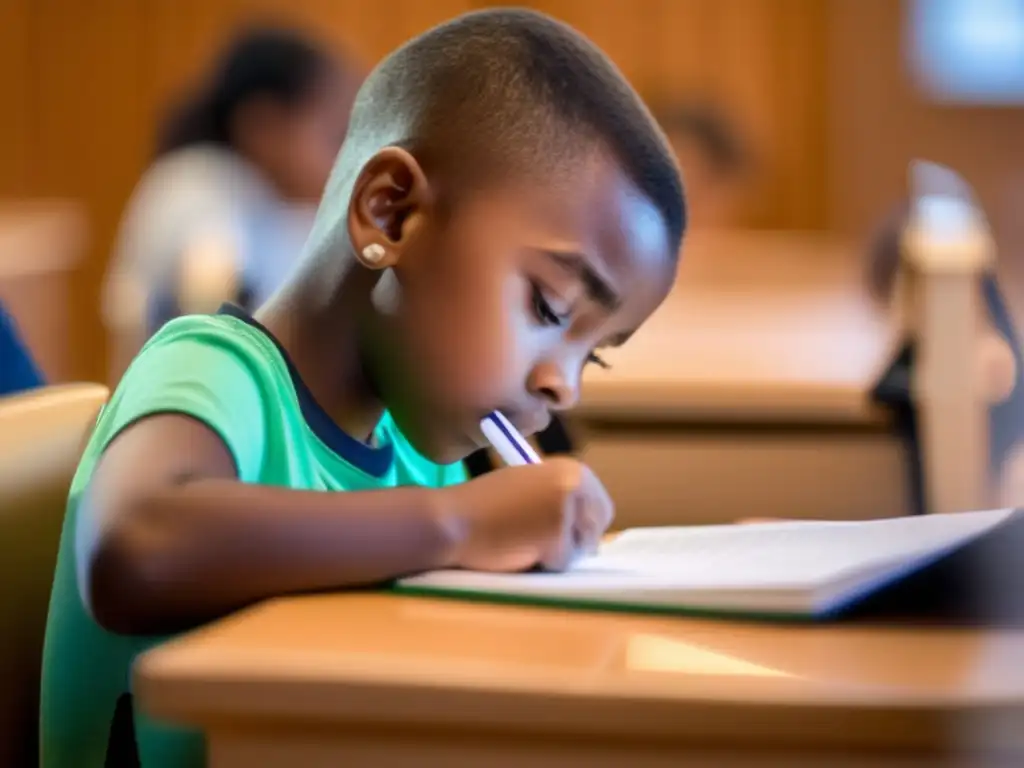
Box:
432 345 517 412
439 300 528 395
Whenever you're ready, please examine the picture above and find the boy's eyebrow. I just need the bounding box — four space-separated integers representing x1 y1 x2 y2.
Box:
542 250 621 311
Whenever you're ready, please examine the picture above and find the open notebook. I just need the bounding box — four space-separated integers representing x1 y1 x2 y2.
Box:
396 508 1019 620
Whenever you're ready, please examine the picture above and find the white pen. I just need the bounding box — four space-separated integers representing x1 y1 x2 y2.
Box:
479 410 543 466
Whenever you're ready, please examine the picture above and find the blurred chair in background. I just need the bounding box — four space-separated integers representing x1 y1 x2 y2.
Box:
0 383 108 768
103 25 363 383
868 162 1024 512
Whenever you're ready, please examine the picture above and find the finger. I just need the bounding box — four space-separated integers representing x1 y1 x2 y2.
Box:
537 537 575 572
579 466 615 535
572 502 604 556
538 495 582 572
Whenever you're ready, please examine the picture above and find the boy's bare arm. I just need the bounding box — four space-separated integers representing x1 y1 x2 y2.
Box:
79 414 461 636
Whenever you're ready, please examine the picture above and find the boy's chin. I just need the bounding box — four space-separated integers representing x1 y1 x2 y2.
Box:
402 423 479 466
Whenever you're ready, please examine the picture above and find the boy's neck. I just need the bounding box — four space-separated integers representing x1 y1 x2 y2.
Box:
257 258 385 444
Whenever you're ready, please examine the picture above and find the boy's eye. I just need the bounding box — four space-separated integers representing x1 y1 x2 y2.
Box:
530 282 567 326
529 282 612 370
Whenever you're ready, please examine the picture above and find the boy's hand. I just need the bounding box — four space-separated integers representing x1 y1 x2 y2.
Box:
442 457 614 573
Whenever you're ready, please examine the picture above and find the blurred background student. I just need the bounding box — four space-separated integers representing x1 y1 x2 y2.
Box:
103 25 362 382
653 100 753 231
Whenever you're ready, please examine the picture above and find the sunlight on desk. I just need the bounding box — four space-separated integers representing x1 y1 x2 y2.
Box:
625 632 792 678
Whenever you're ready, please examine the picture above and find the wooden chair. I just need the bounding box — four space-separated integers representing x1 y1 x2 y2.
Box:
899 161 1014 514
0 383 108 767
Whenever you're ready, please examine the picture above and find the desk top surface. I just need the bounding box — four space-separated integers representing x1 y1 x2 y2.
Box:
136 591 1024 752
578 231 898 424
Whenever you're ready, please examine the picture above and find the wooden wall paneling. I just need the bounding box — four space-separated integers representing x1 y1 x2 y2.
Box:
146 0 477 100
561 0 654 90
773 0 828 231
147 0 259 118
225 0 381 64
0 0 33 196
32 0 151 382
707 0 784 229
646 0 717 101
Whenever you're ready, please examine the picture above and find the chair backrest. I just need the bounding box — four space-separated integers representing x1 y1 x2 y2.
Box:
0 383 107 767
902 160 996 514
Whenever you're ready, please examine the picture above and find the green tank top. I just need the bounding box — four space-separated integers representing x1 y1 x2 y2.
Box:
40 306 467 767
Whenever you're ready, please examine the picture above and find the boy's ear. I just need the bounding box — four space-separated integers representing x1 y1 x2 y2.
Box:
348 147 432 270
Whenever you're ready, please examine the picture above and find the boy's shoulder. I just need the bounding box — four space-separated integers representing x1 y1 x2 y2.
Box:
118 310 295 425
145 309 261 344
134 311 282 375
87 312 297 485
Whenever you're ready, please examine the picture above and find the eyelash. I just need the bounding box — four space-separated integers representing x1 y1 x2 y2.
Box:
530 282 611 370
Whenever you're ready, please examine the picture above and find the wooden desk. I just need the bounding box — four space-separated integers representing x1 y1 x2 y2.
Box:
0 201 87 382
572 231 907 526
136 593 1024 768
579 229 897 424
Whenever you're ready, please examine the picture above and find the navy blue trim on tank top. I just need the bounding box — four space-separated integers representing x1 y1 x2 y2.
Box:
217 304 394 478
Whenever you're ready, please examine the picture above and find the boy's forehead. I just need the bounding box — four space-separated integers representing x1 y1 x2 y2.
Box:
465 151 675 310
511 151 673 265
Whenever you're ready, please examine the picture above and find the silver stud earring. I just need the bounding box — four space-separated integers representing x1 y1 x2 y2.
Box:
361 243 387 265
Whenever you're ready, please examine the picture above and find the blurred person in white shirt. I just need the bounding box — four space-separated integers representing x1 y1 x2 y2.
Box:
105 25 362 381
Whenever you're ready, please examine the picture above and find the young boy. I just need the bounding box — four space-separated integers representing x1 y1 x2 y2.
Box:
40 9 685 767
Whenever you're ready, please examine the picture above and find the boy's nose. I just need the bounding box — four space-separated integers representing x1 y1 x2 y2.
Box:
527 361 579 411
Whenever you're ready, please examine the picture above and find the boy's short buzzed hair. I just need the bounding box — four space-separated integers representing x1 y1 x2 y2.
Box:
329 8 686 254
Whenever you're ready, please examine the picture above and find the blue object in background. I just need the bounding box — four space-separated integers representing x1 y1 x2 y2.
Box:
908 0 1024 105
0 302 44 397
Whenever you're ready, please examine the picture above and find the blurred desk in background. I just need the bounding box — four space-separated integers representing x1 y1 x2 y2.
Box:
0 202 87 382
135 592 1024 768
576 231 906 526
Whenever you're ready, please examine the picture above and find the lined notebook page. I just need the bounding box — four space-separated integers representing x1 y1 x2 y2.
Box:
399 508 1015 595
